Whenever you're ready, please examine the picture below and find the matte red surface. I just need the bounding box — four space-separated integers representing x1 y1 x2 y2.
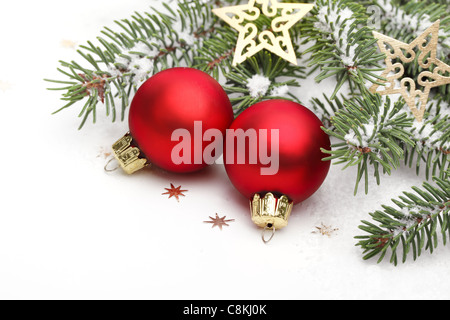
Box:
223 100 331 204
129 67 233 173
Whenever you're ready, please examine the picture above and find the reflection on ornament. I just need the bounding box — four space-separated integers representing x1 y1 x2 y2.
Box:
212 0 314 66
370 20 450 122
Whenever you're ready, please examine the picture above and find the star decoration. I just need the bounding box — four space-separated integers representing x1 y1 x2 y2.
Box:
204 213 235 230
369 20 450 122
212 0 314 66
162 184 188 202
312 223 339 237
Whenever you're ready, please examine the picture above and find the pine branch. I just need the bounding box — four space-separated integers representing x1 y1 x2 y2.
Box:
195 2 309 112
374 0 450 99
404 98 450 181
321 91 416 194
45 0 218 129
46 0 307 127
355 176 450 266
321 89 449 195
222 52 306 115
377 0 450 58
309 0 449 117
299 0 386 99
194 25 237 78
46 0 448 128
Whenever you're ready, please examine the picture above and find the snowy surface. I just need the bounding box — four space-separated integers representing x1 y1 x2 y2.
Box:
0 0 449 300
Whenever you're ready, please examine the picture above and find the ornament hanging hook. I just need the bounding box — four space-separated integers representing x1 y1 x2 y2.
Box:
261 223 275 244
104 157 119 173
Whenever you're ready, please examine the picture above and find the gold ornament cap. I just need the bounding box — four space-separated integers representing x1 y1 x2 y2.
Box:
250 192 293 230
111 132 149 174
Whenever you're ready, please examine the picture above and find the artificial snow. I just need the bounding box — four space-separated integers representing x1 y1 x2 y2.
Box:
314 4 357 67
108 41 158 85
270 85 289 97
247 74 271 98
108 9 200 86
411 120 448 151
379 0 450 57
172 20 197 47
344 119 377 148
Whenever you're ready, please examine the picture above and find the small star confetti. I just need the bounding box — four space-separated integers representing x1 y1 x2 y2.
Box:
312 223 339 237
162 184 188 202
97 146 112 159
61 39 77 49
0 80 12 92
204 213 235 230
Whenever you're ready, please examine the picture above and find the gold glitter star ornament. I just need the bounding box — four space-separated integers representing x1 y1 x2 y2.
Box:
369 20 450 122
212 0 314 66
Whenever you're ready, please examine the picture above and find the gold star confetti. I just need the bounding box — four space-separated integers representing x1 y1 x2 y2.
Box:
0 80 12 92
60 39 77 49
212 0 314 66
204 213 235 230
97 146 112 159
162 184 188 202
312 223 339 237
369 20 450 122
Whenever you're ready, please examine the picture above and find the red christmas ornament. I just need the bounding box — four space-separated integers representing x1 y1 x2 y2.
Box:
223 99 330 234
111 67 234 174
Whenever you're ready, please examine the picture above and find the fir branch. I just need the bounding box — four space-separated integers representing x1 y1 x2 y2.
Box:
47 0 307 126
321 92 415 194
403 98 450 181
311 93 348 128
223 52 305 114
196 2 309 111
46 0 218 129
194 25 237 78
321 90 450 195
374 0 450 99
300 0 386 99
355 176 450 266
376 0 450 59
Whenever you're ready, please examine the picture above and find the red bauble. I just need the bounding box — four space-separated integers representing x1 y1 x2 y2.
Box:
223 99 331 205
128 67 234 173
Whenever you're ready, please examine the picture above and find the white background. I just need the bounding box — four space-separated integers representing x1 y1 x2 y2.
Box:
0 0 449 300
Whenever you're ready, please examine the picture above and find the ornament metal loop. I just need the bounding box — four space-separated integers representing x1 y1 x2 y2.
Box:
261 223 276 244
104 157 119 173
